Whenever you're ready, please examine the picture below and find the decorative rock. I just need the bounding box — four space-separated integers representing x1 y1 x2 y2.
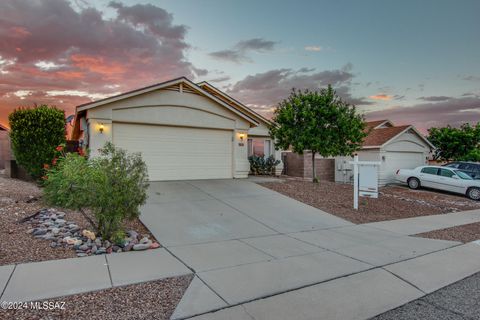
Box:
133 241 151 251
123 243 134 252
127 230 138 239
68 223 78 228
95 248 106 255
43 233 56 241
82 229 96 241
66 237 77 245
150 242 160 249
33 229 47 236
26 208 154 257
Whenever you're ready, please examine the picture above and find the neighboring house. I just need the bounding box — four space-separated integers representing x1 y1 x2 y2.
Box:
335 120 435 186
0 124 9 170
72 77 283 181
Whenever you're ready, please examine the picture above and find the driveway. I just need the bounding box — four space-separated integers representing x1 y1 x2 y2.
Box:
140 179 479 320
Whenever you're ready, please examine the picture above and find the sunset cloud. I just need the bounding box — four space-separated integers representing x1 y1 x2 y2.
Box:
209 38 277 63
369 94 393 101
227 64 371 116
0 0 203 126
366 96 480 133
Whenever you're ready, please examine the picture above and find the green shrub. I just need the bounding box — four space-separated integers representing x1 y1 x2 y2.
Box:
248 155 281 175
43 142 149 240
458 148 480 162
8 105 66 179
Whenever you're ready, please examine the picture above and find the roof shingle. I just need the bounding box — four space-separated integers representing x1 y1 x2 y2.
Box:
362 125 410 147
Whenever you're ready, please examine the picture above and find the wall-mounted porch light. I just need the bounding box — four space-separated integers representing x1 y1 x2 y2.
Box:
238 133 246 146
99 123 104 134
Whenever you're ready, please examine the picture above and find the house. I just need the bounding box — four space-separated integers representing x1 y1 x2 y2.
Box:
0 124 9 170
71 77 283 181
335 120 435 186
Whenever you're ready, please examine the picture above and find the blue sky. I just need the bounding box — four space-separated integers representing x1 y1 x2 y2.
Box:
1 0 479 131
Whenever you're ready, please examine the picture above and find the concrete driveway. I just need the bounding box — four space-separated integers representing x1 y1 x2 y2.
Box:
140 179 478 320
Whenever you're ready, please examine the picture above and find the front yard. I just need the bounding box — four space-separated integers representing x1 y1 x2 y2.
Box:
0 175 156 265
259 177 480 224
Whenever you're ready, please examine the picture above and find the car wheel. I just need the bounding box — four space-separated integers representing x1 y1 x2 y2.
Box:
407 177 420 189
467 187 480 201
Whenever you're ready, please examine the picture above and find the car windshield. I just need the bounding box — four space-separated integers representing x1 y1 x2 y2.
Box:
454 170 473 180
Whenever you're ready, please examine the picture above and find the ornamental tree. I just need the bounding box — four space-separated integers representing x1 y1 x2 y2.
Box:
270 85 367 182
8 105 66 179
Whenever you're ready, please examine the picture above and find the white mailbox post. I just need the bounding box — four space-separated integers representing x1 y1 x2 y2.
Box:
349 155 381 210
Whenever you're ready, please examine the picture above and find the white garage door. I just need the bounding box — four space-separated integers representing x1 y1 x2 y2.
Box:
113 123 233 181
383 151 425 183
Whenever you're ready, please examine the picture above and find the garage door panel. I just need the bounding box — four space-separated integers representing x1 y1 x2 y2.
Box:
113 123 233 181
383 151 425 184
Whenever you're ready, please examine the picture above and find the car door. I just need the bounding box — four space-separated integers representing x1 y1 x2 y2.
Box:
418 167 439 188
437 168 464 194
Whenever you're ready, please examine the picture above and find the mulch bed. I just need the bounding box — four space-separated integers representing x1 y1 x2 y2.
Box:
1 275 193 320
416 222 480 243
259 177 480 224
0 176 156 266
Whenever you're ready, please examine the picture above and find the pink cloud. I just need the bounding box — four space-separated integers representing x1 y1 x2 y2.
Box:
369 94 393 101
0 0 203 126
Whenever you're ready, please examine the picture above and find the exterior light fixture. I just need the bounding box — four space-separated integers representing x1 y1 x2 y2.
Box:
238 133 246 146
99 123 104 134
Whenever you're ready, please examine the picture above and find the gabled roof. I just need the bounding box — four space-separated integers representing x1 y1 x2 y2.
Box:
365 119 394 130
197 81 272 126
76 77 259 126
363 125 411 147
362 124 435 149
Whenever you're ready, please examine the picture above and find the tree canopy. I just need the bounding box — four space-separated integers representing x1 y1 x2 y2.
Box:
428 123 480 161
9 105 66 179
270 85 366 182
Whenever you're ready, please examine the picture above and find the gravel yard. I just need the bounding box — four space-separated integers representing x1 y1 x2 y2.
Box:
0 175 156 265
1 275 193 320
259 178 480 224
416 222 480 243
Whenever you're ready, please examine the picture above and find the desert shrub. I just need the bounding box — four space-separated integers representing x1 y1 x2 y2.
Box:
43 142 149 240
249 155 281 175
8 105 66 179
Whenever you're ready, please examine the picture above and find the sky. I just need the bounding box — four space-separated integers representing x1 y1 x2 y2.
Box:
0 0 479 133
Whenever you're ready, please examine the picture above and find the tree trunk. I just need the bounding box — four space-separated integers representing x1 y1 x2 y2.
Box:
312 151 318 183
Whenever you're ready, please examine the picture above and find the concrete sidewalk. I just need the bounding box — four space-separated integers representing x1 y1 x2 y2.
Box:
365 209 480 235
0 249 191 303
188 242 480 320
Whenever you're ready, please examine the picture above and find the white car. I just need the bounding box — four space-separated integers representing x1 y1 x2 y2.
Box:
395 165 480 200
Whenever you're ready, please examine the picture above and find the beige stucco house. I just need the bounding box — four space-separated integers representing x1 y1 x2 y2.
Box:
72 77 283 181
335 120 435 186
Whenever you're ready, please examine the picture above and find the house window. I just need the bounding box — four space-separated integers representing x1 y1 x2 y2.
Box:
248 138 273 157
